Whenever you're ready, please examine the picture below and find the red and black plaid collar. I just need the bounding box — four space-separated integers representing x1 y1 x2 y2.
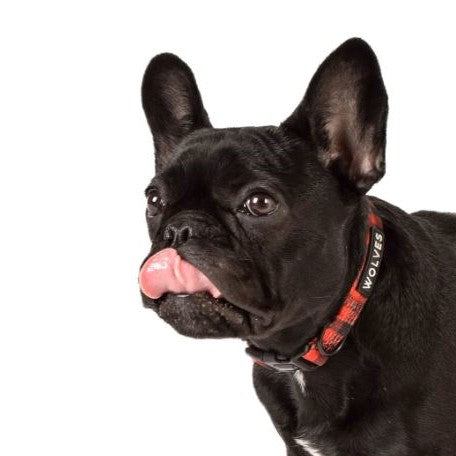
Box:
246 199 385 372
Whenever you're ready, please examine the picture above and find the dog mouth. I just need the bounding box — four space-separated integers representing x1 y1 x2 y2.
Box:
142 289 255 338
139 248 261 337
143 291 251 337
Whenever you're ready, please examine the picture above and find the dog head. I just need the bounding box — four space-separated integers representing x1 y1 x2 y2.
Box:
139 38 388 353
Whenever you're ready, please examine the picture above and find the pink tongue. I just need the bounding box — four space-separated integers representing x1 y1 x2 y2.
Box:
139 248 222 300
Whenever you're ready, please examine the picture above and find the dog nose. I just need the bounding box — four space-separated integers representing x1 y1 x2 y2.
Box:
163 223 193 247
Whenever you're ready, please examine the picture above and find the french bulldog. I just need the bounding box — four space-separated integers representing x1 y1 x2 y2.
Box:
139 38 456 455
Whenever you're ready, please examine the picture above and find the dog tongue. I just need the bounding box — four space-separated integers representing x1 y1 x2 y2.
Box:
139 248 222 300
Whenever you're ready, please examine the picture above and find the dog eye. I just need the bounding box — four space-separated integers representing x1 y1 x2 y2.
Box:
242 193 278 216
146 189 165 217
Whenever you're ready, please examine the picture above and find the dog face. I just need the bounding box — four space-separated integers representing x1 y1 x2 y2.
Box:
139 39 388 350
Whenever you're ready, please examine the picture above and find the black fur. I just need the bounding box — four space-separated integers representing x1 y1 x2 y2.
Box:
140 38 456 455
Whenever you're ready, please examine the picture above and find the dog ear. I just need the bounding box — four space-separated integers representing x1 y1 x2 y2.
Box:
281 38 388 193
141 53 212 169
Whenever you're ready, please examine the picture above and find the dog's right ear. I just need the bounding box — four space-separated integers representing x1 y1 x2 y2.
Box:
141 53 212 170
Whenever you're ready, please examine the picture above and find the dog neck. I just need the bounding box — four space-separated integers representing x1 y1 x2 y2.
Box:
246 198 385 373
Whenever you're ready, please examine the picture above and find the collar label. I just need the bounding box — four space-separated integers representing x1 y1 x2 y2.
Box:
358 227 385 296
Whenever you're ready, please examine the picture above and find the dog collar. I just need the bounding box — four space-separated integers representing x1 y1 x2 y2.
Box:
246 200 385 372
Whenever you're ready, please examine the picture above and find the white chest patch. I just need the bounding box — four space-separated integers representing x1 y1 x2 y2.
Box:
295 438 326 456
293 370 307 394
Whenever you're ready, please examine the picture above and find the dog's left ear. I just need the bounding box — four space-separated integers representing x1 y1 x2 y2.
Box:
281 38 388 193
142 53 212 170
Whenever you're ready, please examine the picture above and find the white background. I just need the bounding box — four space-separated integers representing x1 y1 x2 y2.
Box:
1 1 455 455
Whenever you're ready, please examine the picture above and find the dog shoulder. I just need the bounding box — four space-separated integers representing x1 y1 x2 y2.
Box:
412 210 456 241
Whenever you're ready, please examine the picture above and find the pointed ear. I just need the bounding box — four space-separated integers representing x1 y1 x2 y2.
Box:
281 38 388 193
141 53 212 169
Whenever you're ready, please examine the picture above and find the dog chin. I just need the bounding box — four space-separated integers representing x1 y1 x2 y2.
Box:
142 292 251 338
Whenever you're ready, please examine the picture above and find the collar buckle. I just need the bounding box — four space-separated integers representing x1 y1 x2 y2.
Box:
245 346 319 373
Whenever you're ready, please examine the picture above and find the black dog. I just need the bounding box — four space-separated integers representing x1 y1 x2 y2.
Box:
139 38 456 455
